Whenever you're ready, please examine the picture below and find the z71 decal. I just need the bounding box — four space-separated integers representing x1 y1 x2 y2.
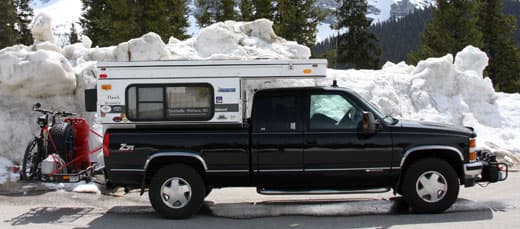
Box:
119 144 135 151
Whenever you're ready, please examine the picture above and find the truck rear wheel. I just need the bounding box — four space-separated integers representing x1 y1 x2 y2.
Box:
149 164 205 219
402 158 459 213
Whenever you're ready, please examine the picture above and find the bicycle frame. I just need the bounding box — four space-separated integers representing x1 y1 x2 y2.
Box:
37 112 60 158
23 103 102 183
23 104 75 178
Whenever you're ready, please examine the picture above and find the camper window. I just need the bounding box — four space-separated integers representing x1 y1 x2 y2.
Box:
126 84 214 121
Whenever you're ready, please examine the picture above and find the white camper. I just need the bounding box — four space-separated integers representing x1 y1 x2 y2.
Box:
91 59 327 127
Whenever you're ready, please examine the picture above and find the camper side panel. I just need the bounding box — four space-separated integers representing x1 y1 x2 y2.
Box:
97 76 242 125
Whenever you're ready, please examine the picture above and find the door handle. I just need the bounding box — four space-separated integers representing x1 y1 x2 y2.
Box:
306 140 317 145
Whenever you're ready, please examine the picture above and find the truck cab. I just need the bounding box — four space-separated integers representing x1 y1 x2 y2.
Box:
251 87 396 190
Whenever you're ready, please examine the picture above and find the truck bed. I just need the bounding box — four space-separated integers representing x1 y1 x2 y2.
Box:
105 127 250 187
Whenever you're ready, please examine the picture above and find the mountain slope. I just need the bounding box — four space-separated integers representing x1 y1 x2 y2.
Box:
314 0 520 66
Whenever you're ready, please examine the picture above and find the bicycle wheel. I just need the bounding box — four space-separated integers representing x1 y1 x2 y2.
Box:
21 139 40 180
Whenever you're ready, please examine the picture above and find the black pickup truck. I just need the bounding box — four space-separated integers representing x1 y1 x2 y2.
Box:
103 86 506 219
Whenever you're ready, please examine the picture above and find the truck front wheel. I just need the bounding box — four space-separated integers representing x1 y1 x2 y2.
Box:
402 158 459 213
149 164 205 219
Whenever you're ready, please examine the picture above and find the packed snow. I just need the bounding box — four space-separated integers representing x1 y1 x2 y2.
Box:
1 14 520 186
82 19 311 61
0 157 18 184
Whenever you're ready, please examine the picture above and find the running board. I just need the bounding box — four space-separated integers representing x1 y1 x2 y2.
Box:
256 187 391 195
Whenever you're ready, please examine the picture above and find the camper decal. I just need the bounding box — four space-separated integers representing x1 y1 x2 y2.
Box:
218 87 236 93
216 96 223 104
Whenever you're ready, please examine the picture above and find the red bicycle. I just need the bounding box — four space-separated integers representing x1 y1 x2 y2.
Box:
21 103 77 180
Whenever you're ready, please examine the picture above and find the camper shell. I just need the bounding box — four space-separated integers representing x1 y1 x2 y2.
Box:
94 59 327 128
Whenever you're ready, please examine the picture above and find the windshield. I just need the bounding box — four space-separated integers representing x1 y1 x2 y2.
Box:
349 91 397 124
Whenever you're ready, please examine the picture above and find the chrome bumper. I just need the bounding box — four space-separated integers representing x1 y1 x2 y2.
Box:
464 161 483 179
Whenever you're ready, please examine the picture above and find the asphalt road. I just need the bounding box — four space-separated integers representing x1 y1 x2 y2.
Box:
0 172 519 229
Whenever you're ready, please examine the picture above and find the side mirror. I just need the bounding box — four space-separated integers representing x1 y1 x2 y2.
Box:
362 111 376 134
32 103 41 111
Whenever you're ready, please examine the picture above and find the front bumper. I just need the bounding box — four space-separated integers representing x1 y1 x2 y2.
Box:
464 161 483 179
463 150 509 187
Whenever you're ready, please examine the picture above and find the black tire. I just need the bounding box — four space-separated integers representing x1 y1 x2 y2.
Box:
205 187 213 198
21 139 40 180
48 123 74 164
149 164 205 219
402 158 460 213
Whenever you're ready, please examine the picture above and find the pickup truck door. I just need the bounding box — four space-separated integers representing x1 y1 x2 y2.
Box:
303 91 396 188
251 91 305 187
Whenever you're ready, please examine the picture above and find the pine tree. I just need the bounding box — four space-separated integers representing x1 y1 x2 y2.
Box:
409 0 483 64
17 0 33 45
167 0 190 39
240 0 255 21
217 0 236 21
254 0 274 20
137 0 190 41
80 0 110 46
195 0 218 27
81 0 189 46
69 23 80 44
478 0 520 92
336 0 381 69
105 0 140 44
274 0 320 48
195 0 210 27
0 0 20 49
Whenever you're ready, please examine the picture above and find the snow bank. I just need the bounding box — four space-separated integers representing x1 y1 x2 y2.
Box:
0 13 97 163
0 14 519 172
31 13 55 45
0 48 76 97
81 19 311 62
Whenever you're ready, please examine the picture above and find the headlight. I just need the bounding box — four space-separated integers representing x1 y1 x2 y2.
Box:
37 116 47 127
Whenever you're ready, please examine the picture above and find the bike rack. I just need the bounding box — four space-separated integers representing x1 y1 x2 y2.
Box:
41 162 98 183
42 128 104 183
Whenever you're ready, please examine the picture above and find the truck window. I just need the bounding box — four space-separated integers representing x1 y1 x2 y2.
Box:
126 84 213 121
309 94 362 130
253 95 302 132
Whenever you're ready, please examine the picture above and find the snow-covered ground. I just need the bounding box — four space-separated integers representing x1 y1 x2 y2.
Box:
0 157 18 184
1 13 519 186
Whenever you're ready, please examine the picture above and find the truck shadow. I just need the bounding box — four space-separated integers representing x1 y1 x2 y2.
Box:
73 197 503 228
5 207 94 226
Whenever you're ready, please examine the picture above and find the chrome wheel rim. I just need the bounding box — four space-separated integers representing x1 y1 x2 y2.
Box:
416 171 448 203
160 177 192 209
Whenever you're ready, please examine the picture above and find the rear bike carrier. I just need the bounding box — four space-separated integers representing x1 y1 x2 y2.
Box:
40 162 98 183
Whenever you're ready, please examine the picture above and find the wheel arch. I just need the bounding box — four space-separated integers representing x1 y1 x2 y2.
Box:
398 146 465 191
140 152 208 195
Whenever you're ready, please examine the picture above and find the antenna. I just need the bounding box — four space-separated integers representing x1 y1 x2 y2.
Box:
335 4 339 69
